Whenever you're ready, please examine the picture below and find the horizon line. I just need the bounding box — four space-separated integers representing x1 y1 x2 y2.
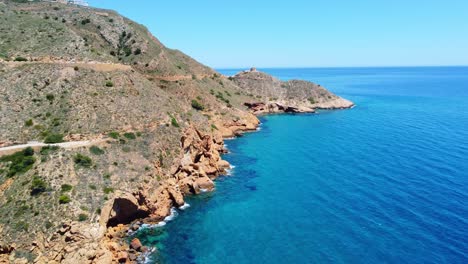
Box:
214 65 468 70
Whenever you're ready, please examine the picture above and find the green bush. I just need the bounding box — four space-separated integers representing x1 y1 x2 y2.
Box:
40 146 59 155
59 195 71 204
81 18 91 25
44 133 64 143
61 184 73 193
308 97 316 104
14 221 29 231
123 132 136 140
74 154 92 168
78 213 88 222
191 99 204 111
31 176 47 196
105 81 114 87
103 187 114 194
0 148 35 177
14 57 28 62
25 119 33 127
90 146 104 155
108 131 119 139
89 184 97 190
171 117 180 128
46 94 55 101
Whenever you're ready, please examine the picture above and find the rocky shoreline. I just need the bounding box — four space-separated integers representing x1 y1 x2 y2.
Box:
0 2 355 263
98 103 356 263
92 117 261 263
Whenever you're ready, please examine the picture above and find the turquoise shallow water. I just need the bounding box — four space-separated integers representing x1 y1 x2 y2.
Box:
137 67 468 263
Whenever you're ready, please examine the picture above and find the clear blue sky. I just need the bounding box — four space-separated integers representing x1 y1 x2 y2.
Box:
88 0 468 68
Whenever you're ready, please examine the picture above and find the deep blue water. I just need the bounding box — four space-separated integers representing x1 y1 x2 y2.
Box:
137 67 468 264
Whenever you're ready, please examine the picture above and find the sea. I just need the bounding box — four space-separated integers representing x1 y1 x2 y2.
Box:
135 67 468 264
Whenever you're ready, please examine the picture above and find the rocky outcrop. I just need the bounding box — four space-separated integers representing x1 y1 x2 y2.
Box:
232 69 354 113
244 102 315 114
100 192 150 227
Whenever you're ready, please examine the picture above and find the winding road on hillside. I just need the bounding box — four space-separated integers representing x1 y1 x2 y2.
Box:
0 138 108 157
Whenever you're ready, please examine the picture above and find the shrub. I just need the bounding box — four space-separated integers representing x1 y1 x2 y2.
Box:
74 66 79 71
211 124 218 130
46 94 55 101
0 148 35 177
103 187 114 194
90 146 104 155
308 97 316 104
122 146 131 152
81 18 91 25
23 147 34 156
123 132 136 140
59 195 71 204
61 184 73 193
191 99 204 111
134 48 141 55
74 154 92 168
14 221 29 231
108 132 119 139
89 184 97 190
171 117 179 128
14 57 28 62
31 176 47 196
45 221 53 229
123 46 132 57
44 133 64 143
78 213 88 222
25 119 33 127
105 81 114 87
40 146 59 155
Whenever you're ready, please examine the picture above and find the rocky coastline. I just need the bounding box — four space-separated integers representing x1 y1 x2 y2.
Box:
0 2 354 263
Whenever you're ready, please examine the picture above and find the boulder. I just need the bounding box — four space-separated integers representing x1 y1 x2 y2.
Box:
195 176 215 191
130 238 142 251
117 251 128 262
100 192 149 227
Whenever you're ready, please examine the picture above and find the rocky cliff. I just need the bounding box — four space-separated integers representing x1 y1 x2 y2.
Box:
231 68 354 114
0 1 352 263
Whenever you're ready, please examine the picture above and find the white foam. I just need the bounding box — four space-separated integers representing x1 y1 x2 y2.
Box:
142 247 157 264
153 221 167 227
164 207 178 222
179 203 191 210
200 188 208 193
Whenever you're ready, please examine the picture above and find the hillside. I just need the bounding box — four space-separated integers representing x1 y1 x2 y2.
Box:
0 1 353 263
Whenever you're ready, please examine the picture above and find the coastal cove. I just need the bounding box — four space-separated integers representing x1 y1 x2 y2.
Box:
136 67 468 264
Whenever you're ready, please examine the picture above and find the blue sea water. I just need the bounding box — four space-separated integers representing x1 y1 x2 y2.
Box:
137 67 468 264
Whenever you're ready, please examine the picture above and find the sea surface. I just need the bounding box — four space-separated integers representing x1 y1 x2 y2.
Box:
136 67 468 264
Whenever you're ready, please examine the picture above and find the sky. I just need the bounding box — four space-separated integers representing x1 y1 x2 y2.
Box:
88 0 468 68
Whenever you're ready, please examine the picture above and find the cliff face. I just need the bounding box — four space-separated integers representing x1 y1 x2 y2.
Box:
0 1 352 263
